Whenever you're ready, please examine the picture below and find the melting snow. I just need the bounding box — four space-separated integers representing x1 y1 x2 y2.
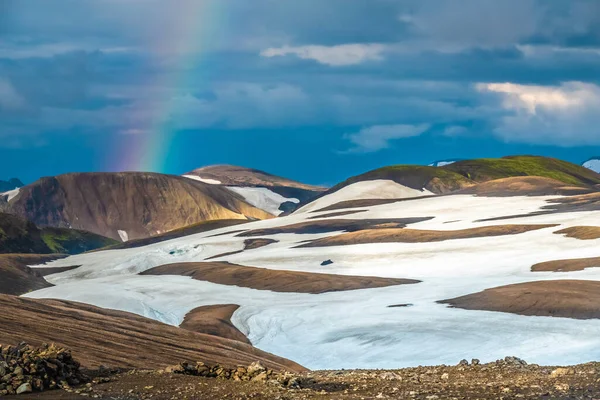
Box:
296 180 433 213
23 193 600 370
118 230 129 242
1 187 20 202
429 160 458 167
227 186 299 216
182 175 222 185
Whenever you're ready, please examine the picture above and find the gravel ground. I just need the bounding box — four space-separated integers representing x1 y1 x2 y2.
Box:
7 358 600 399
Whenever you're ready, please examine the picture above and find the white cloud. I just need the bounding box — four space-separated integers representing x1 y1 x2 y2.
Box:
342 124 430 153
260 44 387 66
0 42 134 59
477 81 600 145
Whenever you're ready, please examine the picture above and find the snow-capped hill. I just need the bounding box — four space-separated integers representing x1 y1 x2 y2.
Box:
583 158 600 173
296 180 433 213
429 160 460 167
184 165 327 216
226 186 300 216
182 175 222 185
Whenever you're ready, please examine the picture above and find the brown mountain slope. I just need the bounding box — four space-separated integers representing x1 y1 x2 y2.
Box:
440 280 600 320
6 172 273 241
181 304 251 344
186 165 325 191
0 295 306 372
185 165 327 210
142 262 419 294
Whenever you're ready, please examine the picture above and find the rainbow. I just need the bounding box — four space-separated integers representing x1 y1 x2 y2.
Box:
109 0 224 174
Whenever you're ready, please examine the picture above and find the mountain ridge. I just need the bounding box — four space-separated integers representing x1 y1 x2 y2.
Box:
3 172 273 241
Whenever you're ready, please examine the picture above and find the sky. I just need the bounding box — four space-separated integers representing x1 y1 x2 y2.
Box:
1 0 600 186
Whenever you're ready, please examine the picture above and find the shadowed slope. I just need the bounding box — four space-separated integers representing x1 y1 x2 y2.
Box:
0 254 66 295
0 212 116 254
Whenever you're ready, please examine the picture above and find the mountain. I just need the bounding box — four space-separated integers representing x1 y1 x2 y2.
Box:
583 157 600 173
4 172 273 241
0 212 117 254
0 178 23 193
183 165 327 215
295 156 600 213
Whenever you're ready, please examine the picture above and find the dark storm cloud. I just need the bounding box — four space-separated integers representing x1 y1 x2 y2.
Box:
1 0 600 154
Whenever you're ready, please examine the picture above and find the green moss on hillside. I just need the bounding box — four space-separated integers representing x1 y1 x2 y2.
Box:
329 165 475 195
40 228 117 254
0 212 117 255
443 156 600 187
305 156 600 206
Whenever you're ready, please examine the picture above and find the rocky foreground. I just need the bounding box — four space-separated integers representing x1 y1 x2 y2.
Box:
4 346 600 399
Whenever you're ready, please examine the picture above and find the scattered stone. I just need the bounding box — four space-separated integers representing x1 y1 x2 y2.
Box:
496 356 528 368
554 383 570 392
0 342 88 395
458 359 469 366
321 259 334 266
164 360 305 389
551 368 573 378
16 383 32 394
471 359 480 366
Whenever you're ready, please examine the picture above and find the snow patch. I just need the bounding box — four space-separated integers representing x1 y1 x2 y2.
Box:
583 158 600 173
297 180 433 213
226 186 299 216
118 230 129 242
1 187 20 202
429 160 458 167
182 175 222 185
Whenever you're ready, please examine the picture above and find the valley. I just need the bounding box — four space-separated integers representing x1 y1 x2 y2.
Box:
4 156 600 398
